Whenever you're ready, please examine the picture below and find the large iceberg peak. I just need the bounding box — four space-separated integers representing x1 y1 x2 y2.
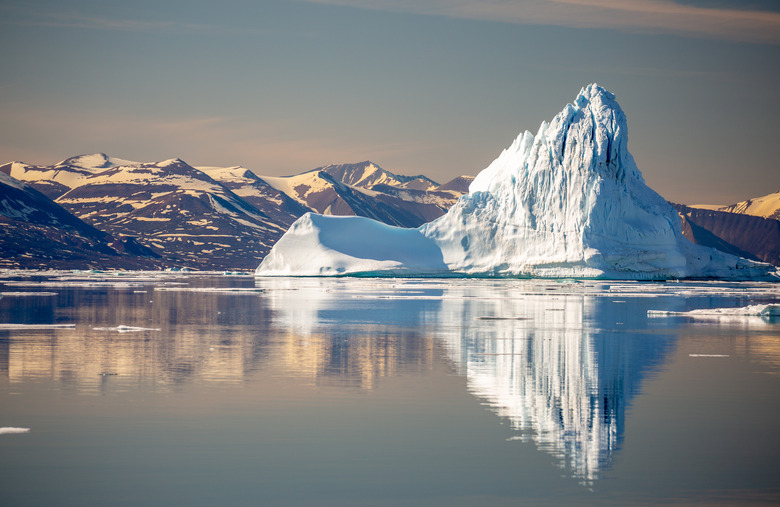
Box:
470 82 636 197
257 84 777 280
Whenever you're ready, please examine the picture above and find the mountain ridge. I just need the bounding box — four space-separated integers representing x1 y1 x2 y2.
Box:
1 155 468 269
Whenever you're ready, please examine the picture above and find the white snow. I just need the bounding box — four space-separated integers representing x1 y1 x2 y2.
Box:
257 84 778 280
0 170 29 191
718 189 780 219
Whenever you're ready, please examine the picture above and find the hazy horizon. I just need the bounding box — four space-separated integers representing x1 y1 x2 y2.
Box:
1 0 778 205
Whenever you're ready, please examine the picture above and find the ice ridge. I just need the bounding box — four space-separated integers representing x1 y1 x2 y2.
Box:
256 84 777 280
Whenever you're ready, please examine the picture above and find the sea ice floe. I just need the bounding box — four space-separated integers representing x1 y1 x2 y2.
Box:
0 324 75 330
647 304 780 318
92 325 161 332
154 287 265 294
0 427 30 435
0 292 58 297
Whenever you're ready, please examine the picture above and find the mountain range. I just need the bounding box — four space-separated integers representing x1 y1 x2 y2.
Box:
0 155 470 270
0 134 776 272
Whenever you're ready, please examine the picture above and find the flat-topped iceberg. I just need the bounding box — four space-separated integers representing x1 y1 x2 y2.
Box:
257 84 777 280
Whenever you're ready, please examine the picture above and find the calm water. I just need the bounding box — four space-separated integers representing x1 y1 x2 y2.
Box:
1 273 779 506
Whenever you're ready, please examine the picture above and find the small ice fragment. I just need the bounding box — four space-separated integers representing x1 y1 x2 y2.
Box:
475 316 530 320
92 325 161 332
0 292 58 297
648 304 780 318
0 427 30 435
689 354 730 358
0 324 75 330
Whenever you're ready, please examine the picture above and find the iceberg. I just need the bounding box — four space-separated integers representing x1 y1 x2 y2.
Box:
257 84 777 280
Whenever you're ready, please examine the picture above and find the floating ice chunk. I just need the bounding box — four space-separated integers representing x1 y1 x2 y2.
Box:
475 316 530 321
154 287 265 294
0 323 75 329
689 354 730 358
92 325 161 332
0 292 58 297
0 427 30 434
648 304 780 317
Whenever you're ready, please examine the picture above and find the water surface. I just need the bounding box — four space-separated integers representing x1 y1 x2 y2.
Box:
1 273 778 505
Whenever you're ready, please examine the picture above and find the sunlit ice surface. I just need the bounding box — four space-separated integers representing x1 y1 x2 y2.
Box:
0 271 778 505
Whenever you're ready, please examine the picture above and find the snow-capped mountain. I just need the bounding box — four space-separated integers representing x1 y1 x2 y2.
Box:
716 190 780 220
0 171 158 269
4 156 286 269
435 175 475 194
0 154 139 199
311 161 438 191
257 84 777 279
257 162 462 228
197 165 313 229
2 154 468 269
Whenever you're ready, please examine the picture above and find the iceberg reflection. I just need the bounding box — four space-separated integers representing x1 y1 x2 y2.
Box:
433 284 675 484
1 275 679 484
260 279 677 484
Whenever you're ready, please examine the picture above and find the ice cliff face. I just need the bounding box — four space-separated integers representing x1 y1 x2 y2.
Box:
257 84 777 279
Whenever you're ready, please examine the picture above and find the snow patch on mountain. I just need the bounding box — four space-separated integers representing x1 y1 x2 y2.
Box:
0 169 28 192
718 190 780 220
257 84 777 280
59 153 140 170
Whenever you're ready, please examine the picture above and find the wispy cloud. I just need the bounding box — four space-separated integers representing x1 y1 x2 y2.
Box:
0 5 258 35
301 0 780 44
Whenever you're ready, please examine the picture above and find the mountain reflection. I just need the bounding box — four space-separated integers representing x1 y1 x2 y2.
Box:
0 276 676 483
0 277 439 392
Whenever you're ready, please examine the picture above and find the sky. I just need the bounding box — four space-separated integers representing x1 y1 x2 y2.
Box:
0 0 778 205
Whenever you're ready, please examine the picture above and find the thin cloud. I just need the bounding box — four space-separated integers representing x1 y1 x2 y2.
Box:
301 0 780 44
0 6 260 35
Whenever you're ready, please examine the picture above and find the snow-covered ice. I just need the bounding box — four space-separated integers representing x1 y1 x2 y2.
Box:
258 213 447 276
0 324 75 330
256 84 777 280
648 304 780 318
0 427 30 435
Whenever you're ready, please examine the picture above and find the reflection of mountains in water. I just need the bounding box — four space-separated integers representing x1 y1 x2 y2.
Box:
0 276 438 392
435 290 675 484
1 276 676 484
